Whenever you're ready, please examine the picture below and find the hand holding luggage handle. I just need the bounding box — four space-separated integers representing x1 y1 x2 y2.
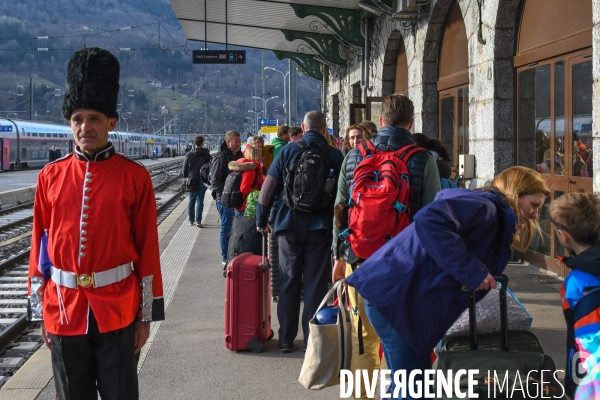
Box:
468 274 509 351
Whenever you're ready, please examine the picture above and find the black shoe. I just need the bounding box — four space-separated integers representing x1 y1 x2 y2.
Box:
279 343 292 353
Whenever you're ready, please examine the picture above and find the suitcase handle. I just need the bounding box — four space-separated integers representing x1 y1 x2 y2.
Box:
468 274 509 351
261 231 268 272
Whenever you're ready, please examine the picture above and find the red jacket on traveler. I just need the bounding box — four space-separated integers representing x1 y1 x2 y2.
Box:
228 158 264 212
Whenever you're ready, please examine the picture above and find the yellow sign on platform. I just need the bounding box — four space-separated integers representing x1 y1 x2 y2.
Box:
261 126 279 133
147 139 154 143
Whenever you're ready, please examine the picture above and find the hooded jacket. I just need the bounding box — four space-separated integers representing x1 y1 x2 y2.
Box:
345 189 517 359
183 147 211 179
559 243 600 397
271 137 287 159
228 158 264 211
210 142 243 201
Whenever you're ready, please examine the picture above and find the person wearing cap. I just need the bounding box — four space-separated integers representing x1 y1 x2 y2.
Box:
27 47 164 400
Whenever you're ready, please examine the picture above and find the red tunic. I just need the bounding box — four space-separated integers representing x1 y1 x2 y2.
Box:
28 144 165 335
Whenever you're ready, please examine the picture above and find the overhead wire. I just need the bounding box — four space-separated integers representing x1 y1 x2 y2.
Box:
114 0 158 47
139 0 184 49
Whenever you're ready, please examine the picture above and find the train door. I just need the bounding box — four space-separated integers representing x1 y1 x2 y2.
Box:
0 138 6 171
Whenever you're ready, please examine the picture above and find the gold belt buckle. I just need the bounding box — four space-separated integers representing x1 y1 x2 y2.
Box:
78 274 94 288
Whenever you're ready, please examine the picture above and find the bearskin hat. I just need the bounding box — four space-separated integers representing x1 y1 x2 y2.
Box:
62 47 120 120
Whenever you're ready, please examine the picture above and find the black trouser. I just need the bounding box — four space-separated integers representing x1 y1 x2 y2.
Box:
277 229 331 346
50 311 138 400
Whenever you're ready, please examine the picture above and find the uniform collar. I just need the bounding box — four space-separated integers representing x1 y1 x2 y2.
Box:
74 142 116 162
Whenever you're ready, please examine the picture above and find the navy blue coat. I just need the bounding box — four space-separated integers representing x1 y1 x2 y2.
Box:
345 189 518 359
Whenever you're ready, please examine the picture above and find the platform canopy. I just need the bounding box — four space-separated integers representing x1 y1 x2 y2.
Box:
169 0 388 80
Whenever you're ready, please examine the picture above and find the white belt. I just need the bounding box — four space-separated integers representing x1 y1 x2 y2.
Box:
51 263 133 289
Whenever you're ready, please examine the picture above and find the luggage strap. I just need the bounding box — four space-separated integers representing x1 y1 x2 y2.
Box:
350 262 365 356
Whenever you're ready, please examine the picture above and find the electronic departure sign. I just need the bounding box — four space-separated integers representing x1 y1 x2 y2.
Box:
192 50 246 64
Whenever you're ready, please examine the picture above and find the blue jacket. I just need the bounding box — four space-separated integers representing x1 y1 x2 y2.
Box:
256 131 344 234
345 189 517 359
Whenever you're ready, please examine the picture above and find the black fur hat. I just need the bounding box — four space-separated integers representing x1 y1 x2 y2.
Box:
62 47 120 120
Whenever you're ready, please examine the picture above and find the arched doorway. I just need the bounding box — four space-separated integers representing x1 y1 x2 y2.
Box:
437 1 469 171
515 0 593 275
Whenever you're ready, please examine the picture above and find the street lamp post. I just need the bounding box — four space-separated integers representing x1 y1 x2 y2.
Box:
252 96 278 132
121 111 130 132
264 67 289 125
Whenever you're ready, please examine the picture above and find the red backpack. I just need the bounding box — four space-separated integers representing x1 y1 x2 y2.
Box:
344 140 423 259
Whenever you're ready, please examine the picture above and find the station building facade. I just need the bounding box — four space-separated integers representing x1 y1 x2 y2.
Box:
323 0 597 276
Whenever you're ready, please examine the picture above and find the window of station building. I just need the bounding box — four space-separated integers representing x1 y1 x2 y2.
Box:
437 0 469 167
394 38 408 96
515 0 593 275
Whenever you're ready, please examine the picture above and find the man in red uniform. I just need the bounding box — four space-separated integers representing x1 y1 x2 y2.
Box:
27 47 164 399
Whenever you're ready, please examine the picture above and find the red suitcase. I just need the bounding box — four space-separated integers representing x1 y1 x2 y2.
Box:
224 234 273 352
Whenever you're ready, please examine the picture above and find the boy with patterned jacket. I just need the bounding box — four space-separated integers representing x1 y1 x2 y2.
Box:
550 193 600 400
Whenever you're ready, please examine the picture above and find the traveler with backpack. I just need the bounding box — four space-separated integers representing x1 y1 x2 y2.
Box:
183 135 211 227
331 94 441 399
346 166 549 398
225 146 264 214
413 134 456 189
210 131 243 265
256 111 344 353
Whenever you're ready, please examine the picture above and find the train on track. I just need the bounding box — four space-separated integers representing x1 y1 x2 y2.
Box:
0 118 185 171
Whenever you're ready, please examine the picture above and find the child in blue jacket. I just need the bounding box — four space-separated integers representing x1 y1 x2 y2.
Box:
550 193 600 400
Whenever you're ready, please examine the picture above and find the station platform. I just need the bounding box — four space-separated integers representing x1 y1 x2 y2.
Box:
0 192 568 400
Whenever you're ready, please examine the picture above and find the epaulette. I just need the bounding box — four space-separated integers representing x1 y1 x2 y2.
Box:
47 152 72 165
118 153 145 168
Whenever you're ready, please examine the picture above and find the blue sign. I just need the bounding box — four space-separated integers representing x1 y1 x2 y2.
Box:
259 118 278 127
0 126 13 132
581 124 592 132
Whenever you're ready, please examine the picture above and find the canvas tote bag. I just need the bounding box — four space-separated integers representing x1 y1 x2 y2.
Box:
299 279 352 390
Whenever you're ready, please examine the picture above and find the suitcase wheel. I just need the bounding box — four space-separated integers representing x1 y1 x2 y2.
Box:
247 338 263 353
267 330 274 341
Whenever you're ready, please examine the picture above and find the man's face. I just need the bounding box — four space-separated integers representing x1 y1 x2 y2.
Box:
290 132 303 142
282 131 291 143
70 108 116 153
227 135 241 154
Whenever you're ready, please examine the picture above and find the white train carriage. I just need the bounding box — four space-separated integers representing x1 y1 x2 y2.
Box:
0 118 183 171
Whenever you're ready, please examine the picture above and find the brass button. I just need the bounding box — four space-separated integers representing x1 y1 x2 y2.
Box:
81 237 87 242
81 222 87 227
84 196 90 202
81 230 87 235
82 214 88 219
80 252 86 257
85 179 91 184
85 187 91 193
80 245 86 250
83 205 89 210
86 172 92 178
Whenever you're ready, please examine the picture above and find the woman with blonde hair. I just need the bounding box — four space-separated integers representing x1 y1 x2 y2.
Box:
345 166 550 398
342 124 371 156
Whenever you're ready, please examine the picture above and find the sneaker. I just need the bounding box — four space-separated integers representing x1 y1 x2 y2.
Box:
222 261 227 266
279 343 293 354
188 222 194 226
196 222 204 228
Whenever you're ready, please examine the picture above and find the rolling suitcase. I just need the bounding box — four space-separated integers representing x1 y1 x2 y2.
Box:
436 275 564 399
224 233 274 352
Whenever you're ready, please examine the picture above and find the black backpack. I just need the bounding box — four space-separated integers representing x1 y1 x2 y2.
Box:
199 162 210 184
221 169 259 209
282 139 333 213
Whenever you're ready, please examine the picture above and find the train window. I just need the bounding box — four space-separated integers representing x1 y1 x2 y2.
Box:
39 132 46 137
53 133 58 137
22 148 27 159
32 132 38 137
27 132 31 136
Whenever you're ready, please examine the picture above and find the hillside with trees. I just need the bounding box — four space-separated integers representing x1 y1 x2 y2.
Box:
0 0 321 142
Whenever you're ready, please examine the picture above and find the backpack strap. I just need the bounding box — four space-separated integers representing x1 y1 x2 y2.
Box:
357 140 375 158
295 139 308 149
395 144 426 163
